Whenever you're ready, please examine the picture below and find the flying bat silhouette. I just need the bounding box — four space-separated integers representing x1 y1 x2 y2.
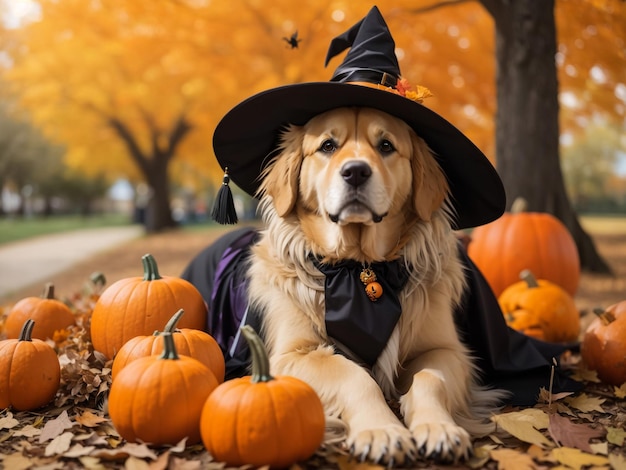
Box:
283 31 302 49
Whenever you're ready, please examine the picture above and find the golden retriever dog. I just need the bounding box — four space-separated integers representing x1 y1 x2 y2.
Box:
185 8 576 466
243 106 503 465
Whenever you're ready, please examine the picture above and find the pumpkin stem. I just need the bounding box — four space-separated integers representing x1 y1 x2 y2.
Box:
511 197 528 214
240 325 274 383
42 282 55 299
142 254 162 281
519 269 539 288
164 309 184 333
19 319 35 342
159 332 179 360
592 307 616 325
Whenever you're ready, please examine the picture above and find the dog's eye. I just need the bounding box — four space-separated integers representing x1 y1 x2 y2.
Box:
378 139 395 155
319 139 337 154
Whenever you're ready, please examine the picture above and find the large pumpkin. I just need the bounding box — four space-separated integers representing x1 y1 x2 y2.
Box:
5 283 75 341
498 270 580 343
0 319 61 410
468 198 580 297
200 326 325 468
108 332 218 445
111 308 225 382
581 303 626 386
90 253 207 359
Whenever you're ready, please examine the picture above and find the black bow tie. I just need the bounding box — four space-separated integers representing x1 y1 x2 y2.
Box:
311 258 410 367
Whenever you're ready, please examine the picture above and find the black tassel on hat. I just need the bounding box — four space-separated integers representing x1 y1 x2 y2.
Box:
211 168 238 224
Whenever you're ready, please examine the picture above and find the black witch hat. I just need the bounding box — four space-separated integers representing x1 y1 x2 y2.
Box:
212 6 505 229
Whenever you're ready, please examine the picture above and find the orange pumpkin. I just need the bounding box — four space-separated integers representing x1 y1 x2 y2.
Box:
468 198 580 297
0 319 61 410
5 283 75 341
90 253 207 359
200 325 325 468
108 332 218 445
111 308 225 382
581 303 626 386
498 270 580 343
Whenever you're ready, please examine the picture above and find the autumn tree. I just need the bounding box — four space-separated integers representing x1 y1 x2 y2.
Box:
563 125 624 211
406 0 623 273
1 1 342 231
0 100 63 215
478 0 621 272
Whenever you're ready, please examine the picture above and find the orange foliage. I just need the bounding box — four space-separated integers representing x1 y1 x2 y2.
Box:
1 0 623 190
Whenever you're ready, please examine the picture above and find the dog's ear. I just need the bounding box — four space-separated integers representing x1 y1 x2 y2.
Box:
411 134 449 222
260 126 303 217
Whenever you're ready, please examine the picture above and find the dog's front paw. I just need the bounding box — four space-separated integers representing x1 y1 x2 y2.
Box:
348 425 417 467
411 422 472 463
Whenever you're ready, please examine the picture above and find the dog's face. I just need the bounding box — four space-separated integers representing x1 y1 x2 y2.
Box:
300 108 414 226
260 107 449 259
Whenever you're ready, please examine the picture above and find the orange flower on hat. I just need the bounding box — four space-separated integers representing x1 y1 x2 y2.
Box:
396 78 433 103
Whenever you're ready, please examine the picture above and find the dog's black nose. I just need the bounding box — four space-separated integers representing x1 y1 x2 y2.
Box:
341 161 372 187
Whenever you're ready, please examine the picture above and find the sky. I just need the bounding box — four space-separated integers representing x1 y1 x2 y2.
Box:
1 0 40 29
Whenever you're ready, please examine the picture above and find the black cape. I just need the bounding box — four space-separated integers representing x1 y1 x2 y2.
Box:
181 227 581 406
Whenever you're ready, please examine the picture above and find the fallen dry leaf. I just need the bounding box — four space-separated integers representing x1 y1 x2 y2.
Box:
609 453 626 469
44 431 74 456
125 455 151 470
537 387 574 404
565 393 606 413
39 410 74 443
547 413 605 453
0 412 19 430
64 443 97 458
489 448 535 470
149 450 172 470
78 455 107 469
614 383 626 399
550 447 609 469
589 441 608 455
0 452 33 470
12 425 41 438
607 426 626 446
74 409 109 427
92 442 159 461
169 455 213 469
467 445 492 469
491 409 552 448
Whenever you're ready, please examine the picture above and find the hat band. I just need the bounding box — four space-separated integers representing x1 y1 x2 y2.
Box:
331 69 398 88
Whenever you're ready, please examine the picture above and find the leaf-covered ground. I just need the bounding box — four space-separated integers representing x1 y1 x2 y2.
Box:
1 225 625 469
1 296 625 469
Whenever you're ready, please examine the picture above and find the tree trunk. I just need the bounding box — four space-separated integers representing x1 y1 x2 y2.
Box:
144 154 176 233
108 116 191 233
481 0 611 274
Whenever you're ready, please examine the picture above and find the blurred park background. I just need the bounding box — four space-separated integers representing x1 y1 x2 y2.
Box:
0 1 624 269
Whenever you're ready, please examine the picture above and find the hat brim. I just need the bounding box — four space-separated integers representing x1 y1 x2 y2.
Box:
213 82 505 229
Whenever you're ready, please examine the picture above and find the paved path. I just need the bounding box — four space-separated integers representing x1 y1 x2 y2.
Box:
0 225 143 300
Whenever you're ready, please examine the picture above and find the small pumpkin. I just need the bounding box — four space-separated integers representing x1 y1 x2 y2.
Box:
90 253 207 359
468 197 580 297
5 283 75 341
108 331 218 445
581 303 626 386
111 308 225 382
498 270 580 343
0 319 61 410
200 325 325 468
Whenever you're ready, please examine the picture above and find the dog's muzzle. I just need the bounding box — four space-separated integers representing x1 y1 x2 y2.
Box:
328 161 388 224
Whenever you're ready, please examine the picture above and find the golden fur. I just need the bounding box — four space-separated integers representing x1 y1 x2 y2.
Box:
247 107 502 465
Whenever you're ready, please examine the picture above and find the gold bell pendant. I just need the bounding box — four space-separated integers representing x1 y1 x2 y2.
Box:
360 267 383 301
